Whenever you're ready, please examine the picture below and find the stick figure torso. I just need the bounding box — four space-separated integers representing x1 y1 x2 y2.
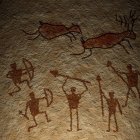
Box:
126 70 139 87
67 93 81 109
27 98 40 116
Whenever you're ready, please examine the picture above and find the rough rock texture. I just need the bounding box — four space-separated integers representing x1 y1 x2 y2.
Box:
0 0 140 140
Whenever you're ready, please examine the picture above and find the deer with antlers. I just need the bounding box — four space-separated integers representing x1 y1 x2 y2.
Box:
72 10 138 59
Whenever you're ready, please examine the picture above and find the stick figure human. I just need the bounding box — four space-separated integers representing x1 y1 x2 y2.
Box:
62 78 88 131
119 64 140 106
6 59 34 96
107 61 140 107
97 75 122 132
19 89 53 132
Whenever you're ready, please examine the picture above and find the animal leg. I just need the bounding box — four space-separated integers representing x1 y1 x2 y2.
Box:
8 84 21 96
28 34 40 40
71 48 85 56
119 43 129 54
135 86 140 98
69 33 76 40
22 29 38 35
82 49 92 59
28 116 37 132
65 34 72 42
123 39 133 50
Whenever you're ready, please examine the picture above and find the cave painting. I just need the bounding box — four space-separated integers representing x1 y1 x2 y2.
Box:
107 61 140 107
6 58 34 96
19 88 53 132
22 21 82 42
96 75 122 132
50 70 91 131
71 10 138 59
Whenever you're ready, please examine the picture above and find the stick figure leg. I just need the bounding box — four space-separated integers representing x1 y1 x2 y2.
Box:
113 113 118 132
67 109 72 131
76 108 81 131
123 88 131 107
28 116 37 132
135 86 140 98
8 84 21 96
106 113 111 132
39 111 51 122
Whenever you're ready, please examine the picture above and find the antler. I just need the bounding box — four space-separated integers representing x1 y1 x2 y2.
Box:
129 10 139 31
115 10 138 31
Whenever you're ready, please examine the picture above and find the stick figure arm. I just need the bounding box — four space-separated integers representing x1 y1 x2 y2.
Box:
62 78 68 95
117 99 122 115
117 70 126 75
80 82 88 96
101 91 108 100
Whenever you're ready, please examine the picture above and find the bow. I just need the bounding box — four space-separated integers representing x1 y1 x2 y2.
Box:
43 88 53 107
22 58 34 81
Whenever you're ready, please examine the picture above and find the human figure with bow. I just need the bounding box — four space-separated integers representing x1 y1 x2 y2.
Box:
19 89 53 132
97 75 122 132
6 58 34 96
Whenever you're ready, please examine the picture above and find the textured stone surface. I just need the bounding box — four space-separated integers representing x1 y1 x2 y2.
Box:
0 0 140 140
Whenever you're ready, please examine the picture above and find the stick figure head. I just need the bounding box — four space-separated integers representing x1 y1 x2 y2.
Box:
109 92 114 98
71 87 76 93
10 63 17 69
29 92 35 99
127 64 132 71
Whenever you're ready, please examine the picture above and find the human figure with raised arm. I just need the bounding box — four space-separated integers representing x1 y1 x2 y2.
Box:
107 61 140 107
62 78 88 131
119 64 140 106
97 75 122 132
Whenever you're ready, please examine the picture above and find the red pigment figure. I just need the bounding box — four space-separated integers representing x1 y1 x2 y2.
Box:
71 10 138 59
97 75 122 132
19 89 53 132
62 78 88 131
6 58 34 96
50 70 91 131
22 22 82 42
107 61 140 107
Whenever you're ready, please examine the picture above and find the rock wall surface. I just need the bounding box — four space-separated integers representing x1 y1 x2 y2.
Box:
0 0 140 140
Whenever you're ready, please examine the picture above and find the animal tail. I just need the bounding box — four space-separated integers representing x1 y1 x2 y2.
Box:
21 29 39 35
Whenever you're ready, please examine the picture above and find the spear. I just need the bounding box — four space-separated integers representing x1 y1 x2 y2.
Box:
96 75 104 116
50 70 91 84
107 61 136 97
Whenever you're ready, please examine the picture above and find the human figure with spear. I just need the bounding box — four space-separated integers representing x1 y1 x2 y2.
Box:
107 61 140 107
96 75 122 132
19 88 53 132
50 70 90 131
